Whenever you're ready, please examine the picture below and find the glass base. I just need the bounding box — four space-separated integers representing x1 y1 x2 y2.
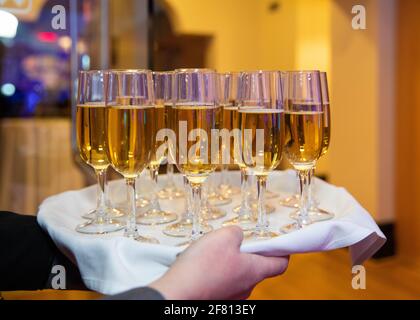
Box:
82 207 125 220
279 194 300 208
201 205 227 221
136 197 151 208
289 208 334 222
76 217 124 234
280 222 300 234
219 184 241 196
163 219 213 238
245 229 279 241
158 187 184 200
137 209 178 225
207 194 232 206
233 203 275 215
124 231 160 244
280 216 314 233
222 215 256 231
265 190 279 199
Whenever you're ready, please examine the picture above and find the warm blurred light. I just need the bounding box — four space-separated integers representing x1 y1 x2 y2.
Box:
37 32 57 43
1 83 16 96
77 41 87 54
0 10 19 39
82 54 90 70
58 36 72 52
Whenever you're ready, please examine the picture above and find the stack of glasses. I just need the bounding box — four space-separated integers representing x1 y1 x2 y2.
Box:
75 69 332 245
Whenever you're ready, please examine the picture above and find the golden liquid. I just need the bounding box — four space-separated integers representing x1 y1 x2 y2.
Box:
170 105 222 184
222 105 239 132
284 110 324 170
239 108 284 176
222 105 241 167
106 105 155 178
76 104 109 171
149 100 167 168
321 103 331 156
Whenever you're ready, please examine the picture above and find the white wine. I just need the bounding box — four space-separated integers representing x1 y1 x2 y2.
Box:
222 105 242 167
171 105 222 184
106 105 155 178
284 110 324 170
76 104 109 171
239 108 284 176
321 103 331 156
149 100 167 168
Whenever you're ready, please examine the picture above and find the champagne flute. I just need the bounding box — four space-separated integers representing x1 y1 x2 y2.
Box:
221 71 255 230
281 71 324 233
288 71 334 221
217 72 241 195
136 72 178 225
239 71 285 240
106 69 158 243
75 70 124 234
155 71 184 200
170 69 221 244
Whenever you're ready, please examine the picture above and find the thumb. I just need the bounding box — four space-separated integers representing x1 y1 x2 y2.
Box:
249 254 289 282
209 226 244 249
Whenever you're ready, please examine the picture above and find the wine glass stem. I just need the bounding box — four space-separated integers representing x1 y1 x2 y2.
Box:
308 167 316 209
298 169 312 227
190 182 203 241
95 169 107 223
103 166 112 209
183 176 193 220
220 165 229 187
167 163 175 188
149 166 161 211
255 175 267 233
239 168 250 217
125 178 138 238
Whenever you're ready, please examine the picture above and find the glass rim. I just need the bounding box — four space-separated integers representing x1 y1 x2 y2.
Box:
153 70 174 75
218 71 241 76
239 70 284 74
285 70 321 74
173 68 216 74
107 68 153 74
78 69 107 75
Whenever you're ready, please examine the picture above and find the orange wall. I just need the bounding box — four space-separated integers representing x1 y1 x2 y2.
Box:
165 0 396 222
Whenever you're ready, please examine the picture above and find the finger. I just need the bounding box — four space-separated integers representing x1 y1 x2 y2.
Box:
249 255 290 281
209 225 244 248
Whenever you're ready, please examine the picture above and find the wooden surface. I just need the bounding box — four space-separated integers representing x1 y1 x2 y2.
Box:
0 118 85 215
3 250 420 300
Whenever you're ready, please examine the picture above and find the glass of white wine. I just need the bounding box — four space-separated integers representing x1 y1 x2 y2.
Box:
154 71 184 200
238 71 285 240
170 69 220 244
75 70 124 234
136 72 178 225
281 71 325 233
205 72 240 207
288 71 334 222
105 69 158 243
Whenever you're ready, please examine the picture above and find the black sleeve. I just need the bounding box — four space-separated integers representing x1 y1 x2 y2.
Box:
0 211 85 291
103 287 165 300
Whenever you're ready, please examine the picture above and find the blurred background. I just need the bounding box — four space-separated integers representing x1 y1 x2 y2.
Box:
1 0 419 299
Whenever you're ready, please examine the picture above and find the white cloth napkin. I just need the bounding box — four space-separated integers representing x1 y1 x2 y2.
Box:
37 170 386 295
